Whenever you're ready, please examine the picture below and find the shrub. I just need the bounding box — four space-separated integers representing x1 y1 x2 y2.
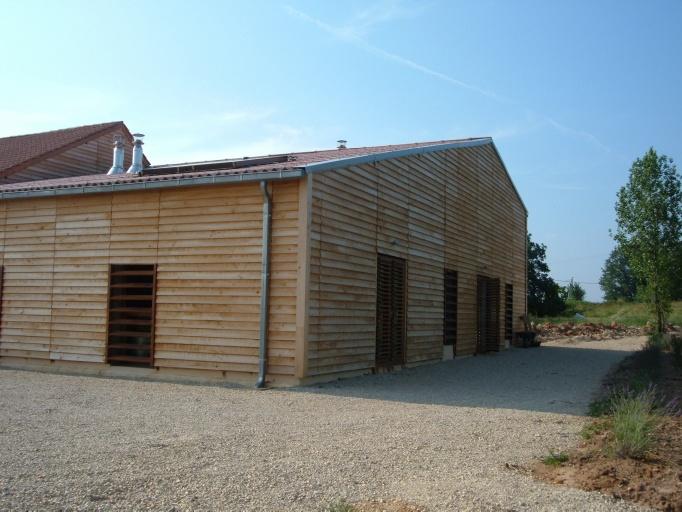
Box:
588 397 612 417
325 499 354 512
610 388 659 458
542 450 569 466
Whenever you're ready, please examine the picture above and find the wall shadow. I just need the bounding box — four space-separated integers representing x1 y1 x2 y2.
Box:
290 344 639 416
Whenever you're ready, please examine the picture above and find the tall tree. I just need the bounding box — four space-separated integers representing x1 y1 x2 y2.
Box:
599 245 638 301
527 233 566 316
566 278 586 301
614 148 682 333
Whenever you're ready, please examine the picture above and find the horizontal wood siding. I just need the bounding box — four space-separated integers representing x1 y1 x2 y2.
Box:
307 143 527 377
309 166 379 376
0 182 298 380
50 195 111 362
268 181 299 375
0 198 56 360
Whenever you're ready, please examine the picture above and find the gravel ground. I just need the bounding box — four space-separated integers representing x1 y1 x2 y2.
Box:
0 337 649 511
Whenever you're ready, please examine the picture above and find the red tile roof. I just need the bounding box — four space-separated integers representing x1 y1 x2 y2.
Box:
0 137 490 194
0 121 128 178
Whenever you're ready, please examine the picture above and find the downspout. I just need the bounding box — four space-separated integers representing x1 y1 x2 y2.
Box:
256 180 272 388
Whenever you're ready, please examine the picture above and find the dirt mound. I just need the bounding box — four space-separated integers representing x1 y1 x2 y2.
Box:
534 416 682 511
536 321 644 341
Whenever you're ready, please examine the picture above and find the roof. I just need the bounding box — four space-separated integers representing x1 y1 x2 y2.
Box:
0 121 144 178
0 136 526 212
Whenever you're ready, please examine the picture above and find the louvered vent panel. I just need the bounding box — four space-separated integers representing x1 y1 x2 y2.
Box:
107 264 156 367
0 266 4 333
376 254 406 368
476 275 501 353
505 283 513 341
443 270 458 350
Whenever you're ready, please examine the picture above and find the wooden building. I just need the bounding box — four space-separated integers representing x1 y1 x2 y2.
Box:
0 128 527 386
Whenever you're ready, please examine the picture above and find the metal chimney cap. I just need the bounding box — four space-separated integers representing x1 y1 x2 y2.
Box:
132 133 145 143
337 139 347 149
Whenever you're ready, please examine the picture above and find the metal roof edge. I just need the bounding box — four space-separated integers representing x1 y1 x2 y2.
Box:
301 138 492 173
0 168 305 200
301 137 527 216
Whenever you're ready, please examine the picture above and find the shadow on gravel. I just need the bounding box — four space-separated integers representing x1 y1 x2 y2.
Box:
292 345 638 416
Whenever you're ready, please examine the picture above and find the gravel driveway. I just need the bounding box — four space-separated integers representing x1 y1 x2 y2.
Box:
0 337 647 511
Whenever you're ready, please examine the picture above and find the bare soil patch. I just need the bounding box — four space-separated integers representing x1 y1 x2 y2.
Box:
534 351 682 511
534 416 682 511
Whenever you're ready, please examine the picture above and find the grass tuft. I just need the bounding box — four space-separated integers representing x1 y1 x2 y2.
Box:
581 420 609 440
325 499 355 512
542 450 569 466
610 388 659 459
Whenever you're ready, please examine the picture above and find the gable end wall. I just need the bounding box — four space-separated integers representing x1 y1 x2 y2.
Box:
306 144 527 379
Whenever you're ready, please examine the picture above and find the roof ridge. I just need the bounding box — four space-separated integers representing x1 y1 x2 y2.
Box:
0 121 123 141
283 137 490 158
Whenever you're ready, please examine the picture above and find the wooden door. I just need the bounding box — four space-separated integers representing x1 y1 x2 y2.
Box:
376 254 406 368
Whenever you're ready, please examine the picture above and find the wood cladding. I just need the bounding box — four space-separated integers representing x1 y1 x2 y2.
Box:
0 181 299 380
308 144 526 378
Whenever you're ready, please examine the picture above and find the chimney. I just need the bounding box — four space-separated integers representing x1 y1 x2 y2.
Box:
107 135 125 175
337 139 347 149
126 133 145 175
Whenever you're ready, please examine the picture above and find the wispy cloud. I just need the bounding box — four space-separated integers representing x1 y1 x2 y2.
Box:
337 0 428 39
285 2 615 154
284 4 507 103
216 108 276 124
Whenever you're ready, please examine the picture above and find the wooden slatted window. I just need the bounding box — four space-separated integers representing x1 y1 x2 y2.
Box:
107 264 156 367
504 283 514 342
376 254 406 368
476 275 501 353
0 266 4 335
443 269 458 351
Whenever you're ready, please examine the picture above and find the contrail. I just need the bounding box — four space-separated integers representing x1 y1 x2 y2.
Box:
285 6 509 103
285 4 616 155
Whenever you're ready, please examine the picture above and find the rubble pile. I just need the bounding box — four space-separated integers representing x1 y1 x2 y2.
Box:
534 321 644 341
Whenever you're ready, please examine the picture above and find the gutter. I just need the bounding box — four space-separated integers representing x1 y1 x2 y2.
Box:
0 168 306 200
256 181 272 388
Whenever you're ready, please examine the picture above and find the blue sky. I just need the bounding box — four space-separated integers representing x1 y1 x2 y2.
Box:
2 0 681 300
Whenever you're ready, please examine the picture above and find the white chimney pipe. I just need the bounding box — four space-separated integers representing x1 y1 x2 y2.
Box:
107 135 125 175
126 133 145 175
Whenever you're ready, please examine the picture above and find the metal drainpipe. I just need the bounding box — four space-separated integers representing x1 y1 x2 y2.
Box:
256 180 272 388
